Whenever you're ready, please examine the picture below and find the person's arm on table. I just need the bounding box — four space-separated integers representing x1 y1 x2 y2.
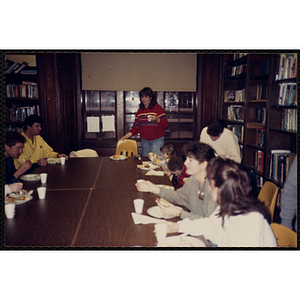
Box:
13 160 32 180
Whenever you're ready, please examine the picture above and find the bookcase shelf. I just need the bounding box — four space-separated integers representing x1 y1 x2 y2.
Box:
5 55 40 133
220 53 297 190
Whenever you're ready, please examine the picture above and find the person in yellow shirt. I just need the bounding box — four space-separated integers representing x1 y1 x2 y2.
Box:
14 115 68 170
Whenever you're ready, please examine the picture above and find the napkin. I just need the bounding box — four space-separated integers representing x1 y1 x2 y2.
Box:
131 212 166 225
145 170 164 176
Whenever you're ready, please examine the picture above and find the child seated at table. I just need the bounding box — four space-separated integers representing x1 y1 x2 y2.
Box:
166 156 191 190
148 143 175 172
163 157 277 247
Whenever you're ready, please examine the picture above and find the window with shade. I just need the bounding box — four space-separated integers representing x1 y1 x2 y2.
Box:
83 90 116 139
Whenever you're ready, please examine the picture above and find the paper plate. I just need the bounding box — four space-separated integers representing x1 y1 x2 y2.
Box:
20 174 41 181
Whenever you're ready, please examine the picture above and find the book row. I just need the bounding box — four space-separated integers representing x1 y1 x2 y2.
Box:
227 105 244 122
6 105 40 122
5 59 28 74
278 83 297 106
281 109 297 131
227 124 244 143
276 53 297 80
233 53 247 60
254 150 264 173
255 84 268 100
257 128 265 147
269 151 296 184
6 82 39 99
224 89 245 102
255 106 266 124
231 64 247 77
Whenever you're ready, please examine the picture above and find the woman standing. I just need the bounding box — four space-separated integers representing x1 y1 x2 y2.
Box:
121 87 168 157
164 157 277 247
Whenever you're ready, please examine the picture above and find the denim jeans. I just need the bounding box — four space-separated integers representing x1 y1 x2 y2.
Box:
141 136 165 157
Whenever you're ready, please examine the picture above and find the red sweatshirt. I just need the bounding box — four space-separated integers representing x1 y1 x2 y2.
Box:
130 103 168 141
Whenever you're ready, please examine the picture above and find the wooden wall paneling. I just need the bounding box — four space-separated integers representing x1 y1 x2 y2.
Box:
37 53 80 156
36 53 61 152
196 54 222 140
56 53 80 155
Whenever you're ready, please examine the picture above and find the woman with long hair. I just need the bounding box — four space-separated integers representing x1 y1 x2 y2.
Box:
165 157 277 247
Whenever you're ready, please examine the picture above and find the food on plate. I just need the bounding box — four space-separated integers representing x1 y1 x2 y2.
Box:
142 162 151 168
47 158 60 164
5 196 16 204
156 197 170 207
113 154 120 159
18 195 27 200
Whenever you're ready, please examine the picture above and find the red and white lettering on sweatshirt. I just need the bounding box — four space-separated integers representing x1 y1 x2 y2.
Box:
130 103 168 141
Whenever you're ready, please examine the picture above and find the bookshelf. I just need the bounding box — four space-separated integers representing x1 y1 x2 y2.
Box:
5 55 40 133
266 53 297 188
221 53 297 189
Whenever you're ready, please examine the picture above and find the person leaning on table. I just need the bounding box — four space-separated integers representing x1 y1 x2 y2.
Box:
14 114 68 170
5 131 32 184
136 142 217 220
200 118 241 163
164 157 277 247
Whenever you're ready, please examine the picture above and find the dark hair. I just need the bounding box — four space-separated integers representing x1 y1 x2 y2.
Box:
139 87 157 109
160 144 176 156
183 142 215 163
207 118 225 137
23 114 44 130
206 157 270 226
5 131 25 147
168 156 184 172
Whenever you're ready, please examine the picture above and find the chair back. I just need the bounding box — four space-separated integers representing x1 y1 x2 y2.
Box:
258 181 279 223
69 149 99 158
116 139 138 157
270 223 297 247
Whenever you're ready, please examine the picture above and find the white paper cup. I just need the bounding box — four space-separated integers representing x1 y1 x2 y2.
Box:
133 198 144 214
37 187 46 199
147 115 151 122
155 223 168 242
40 173 48 183
60 157 66 165
5 203 15 219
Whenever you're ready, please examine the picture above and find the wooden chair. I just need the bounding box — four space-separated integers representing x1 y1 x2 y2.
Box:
115 139 138 157
270 223 297 247
258 181 279 223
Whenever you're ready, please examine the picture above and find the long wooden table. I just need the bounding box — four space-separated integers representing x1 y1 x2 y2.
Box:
5 156 188 248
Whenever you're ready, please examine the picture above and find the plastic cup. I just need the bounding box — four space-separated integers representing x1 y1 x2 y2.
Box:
133 198 144 214
60 157 66 165
147 115 151 122
40 173 48 183
37 187 46 199
155 223 168 242
5 203 15 219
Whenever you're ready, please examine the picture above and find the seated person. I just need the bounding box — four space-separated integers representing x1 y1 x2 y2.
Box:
5 131 32 184
148 143 175 173
167 156 191 190
14 115 68 169
136 142 217 220
164 157 277 247
200 118 241 163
